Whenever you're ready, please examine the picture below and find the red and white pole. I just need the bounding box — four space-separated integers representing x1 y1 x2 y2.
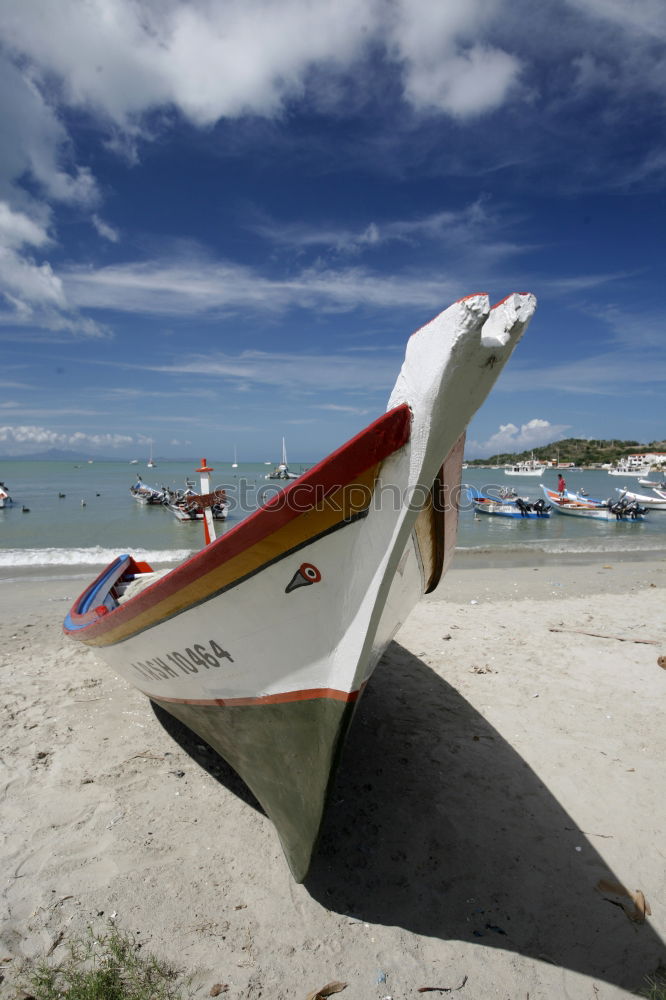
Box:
197 458 215 545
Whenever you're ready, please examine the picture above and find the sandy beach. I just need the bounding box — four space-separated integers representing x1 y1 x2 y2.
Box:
1 553 664 999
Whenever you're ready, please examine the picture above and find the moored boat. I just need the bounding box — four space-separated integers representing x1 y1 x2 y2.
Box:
166 493 230 522
467 486 551 518
608 460 651 477
504 457 547 476
63 292 537 882
265 438 299 480
129 478 167 505
614 487 666 511
164 474 230 522
541 485 647 520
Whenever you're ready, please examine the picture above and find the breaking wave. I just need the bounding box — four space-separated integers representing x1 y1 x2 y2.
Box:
0 547 193 568
457 537 666 555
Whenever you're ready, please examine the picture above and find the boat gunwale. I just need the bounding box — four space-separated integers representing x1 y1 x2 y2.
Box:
64 404 412 640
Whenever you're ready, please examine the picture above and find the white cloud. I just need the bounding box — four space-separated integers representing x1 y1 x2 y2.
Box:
0 201 50 249
0 200 109 336
0 0 521 139
0 424 135 454
92 214 120 243
468 418 571 457
0 56 99 207
0 247 66 309
392 0 521 117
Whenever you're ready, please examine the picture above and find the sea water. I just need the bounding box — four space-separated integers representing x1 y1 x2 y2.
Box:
0 460 664 584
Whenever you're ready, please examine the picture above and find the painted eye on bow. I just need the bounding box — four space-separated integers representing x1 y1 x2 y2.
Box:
285 562 322 593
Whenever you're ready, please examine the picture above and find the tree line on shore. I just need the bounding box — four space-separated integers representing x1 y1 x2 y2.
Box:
467 437 666 468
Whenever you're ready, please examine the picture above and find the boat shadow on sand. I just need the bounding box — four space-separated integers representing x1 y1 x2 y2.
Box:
152 642 663 992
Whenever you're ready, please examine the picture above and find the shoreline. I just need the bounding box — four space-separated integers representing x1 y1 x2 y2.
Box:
1 540 665 581
1 548 664 616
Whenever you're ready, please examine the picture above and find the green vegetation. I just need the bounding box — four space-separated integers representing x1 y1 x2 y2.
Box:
637 964 666 999
467 437 666 467
17 925 193 1000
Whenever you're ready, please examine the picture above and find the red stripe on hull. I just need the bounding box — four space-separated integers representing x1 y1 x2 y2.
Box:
150 686 362 708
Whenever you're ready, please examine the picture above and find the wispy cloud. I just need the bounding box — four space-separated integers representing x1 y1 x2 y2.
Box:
153 348 401 395
249 200 495 253
499 352 666 396
92 214 120 243
316 403 372 415
63 255 459 316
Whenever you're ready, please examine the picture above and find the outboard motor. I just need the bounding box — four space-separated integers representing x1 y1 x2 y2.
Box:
515 497 532 517
609 498 629 520
532 497 550 516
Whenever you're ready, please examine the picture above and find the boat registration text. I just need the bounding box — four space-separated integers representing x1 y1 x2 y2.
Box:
131 639 234 683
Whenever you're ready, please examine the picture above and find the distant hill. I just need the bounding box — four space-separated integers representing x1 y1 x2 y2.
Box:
467 437 666 467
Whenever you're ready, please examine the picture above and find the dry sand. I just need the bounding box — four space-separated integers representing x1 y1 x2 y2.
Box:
1 555 665 999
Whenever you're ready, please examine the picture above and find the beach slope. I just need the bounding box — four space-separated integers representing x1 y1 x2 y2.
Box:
1 557 664 998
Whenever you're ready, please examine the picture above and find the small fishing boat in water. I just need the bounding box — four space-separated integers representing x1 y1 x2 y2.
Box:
614 487 666 511
541 485 647 521
129 478 167 505
63 292 536 882
163 472 230 523
166 492 230 522
467 486 551 518
0 481 13 508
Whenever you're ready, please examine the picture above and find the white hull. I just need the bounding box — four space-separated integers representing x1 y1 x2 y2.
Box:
65 292 537 881
541 485 646 521
615 488 666 511
551 503 620 520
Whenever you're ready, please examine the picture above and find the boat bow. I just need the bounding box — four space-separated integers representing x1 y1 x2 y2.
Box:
64 292 536 881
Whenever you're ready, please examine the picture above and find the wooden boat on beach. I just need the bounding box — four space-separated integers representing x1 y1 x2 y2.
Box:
63 292 536 882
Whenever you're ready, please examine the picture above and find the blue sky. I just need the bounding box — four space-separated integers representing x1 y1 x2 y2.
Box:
0 0 664 462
